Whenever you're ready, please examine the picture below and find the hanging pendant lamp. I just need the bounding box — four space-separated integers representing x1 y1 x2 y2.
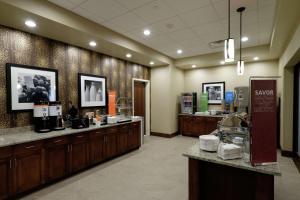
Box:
224 0 234 62
237 7 246 75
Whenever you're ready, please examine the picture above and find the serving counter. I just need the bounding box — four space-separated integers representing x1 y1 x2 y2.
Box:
183 143 281 200
178 114 224 137
0 120 141 199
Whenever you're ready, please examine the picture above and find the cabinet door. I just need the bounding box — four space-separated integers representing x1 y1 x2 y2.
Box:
183 116 194 136
14 151 42 194
69 136 89 173
89 131 105 164
0 158 12 199
104 130 117 159
117 125 129 154
206 117 221 134
193 116 206 136
45 137 68 182
128 122 140 150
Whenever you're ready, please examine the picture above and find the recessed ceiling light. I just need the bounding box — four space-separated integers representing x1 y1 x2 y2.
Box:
177 49 183 54
126 53 132 58
253 56 259 60
241 36 248 42
89 41 97 47
220 61 225 65
143 29 151 36
192 64 196 68
25 20 36 28
149 61 154 65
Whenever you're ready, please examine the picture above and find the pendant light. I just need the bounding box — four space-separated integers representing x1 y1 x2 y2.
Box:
224 0 234 62
237 7 246 76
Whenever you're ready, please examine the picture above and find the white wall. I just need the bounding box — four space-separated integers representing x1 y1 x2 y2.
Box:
184 60 279 110
150 64 185 135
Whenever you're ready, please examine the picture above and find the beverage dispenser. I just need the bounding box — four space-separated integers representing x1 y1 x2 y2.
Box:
33 101 51 133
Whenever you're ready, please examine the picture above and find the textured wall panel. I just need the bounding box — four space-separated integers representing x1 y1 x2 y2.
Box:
0 26 150 128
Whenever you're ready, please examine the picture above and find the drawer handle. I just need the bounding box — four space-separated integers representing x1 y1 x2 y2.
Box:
54 139 62 143
25 145 35 149
95 131 101 134
77 135 84 138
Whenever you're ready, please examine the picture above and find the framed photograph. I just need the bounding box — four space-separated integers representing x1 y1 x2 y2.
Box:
6 63 58 112
202 82 225 104
78 73 107 108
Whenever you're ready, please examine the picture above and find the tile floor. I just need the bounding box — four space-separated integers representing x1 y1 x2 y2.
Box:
21 136 300 200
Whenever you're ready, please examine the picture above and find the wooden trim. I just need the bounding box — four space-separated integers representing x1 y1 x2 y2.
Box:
281 150 294 157
293 63 299 156
150 132 178 138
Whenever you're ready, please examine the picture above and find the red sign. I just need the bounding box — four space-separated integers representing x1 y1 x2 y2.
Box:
250 80 277 165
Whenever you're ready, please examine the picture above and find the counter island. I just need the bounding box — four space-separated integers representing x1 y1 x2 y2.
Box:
183 143 281 200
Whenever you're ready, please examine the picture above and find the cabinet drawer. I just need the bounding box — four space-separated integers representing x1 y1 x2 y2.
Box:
206 117 221 122
0 146 12 159
14 141 43 155
71 133 89 144
45 136 69 147
90 129 103 137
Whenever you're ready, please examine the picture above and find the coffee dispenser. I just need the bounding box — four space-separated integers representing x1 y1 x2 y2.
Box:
34 101 51 133
49 101 65 131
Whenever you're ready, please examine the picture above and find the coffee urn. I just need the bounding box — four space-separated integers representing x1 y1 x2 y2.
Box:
34 101 51 133
49 101 65 131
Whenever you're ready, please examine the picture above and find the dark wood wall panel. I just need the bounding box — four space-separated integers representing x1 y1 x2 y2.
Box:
0 26 150 128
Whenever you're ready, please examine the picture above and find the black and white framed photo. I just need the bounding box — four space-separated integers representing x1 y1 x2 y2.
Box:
202 82 225 104
6 63 58 112
78 73 107 108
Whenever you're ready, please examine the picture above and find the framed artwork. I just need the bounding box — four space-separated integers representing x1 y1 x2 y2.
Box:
6 63 58 112
78 73 107 108
202 82 225 104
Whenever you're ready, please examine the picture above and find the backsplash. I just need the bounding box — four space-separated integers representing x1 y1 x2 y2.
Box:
0 25 150 128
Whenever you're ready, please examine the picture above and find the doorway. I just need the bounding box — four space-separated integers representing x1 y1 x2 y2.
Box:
132 78 150 136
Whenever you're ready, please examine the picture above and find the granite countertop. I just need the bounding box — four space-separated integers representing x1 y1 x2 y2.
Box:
0 118 141 148
183 143 281 176
179 113 226 118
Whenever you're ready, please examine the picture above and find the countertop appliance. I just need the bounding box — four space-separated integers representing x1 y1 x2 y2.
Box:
234 86 249 113
49 101 65 131
181 92 197 114
34 101 51 133
71 118 89 129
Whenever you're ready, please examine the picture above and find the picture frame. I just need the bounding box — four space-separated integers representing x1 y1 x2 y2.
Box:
202 82 225 105
78 73 107 108
6 63 58 112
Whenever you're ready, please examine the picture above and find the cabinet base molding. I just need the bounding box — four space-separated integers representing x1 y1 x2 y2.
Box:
150 132 178 138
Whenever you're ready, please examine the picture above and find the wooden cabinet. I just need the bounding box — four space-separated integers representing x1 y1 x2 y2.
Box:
103 128 117 159
206 117 221 134
179 115 222 137
128 122 140 150
89 130 105 165
0 121 141 199
69 133 89 173
0 147 12 200
44 136 69 182
117 125 129 154
13 141 43 194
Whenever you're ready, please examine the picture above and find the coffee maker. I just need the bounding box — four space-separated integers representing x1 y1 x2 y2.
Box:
49 101 65 131
33 101 51 133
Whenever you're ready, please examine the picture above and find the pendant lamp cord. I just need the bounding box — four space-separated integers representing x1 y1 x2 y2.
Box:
228 0 230 38
240 9 242 62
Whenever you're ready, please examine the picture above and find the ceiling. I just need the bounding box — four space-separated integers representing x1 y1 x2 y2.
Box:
48 0 277 59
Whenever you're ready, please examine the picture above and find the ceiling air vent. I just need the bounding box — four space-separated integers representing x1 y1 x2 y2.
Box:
209 40 225 49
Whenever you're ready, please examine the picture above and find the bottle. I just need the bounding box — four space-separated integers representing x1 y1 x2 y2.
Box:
90 82 96 101
85 85 90 101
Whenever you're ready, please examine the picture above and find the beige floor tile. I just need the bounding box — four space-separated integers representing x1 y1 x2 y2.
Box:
21 135 299 200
